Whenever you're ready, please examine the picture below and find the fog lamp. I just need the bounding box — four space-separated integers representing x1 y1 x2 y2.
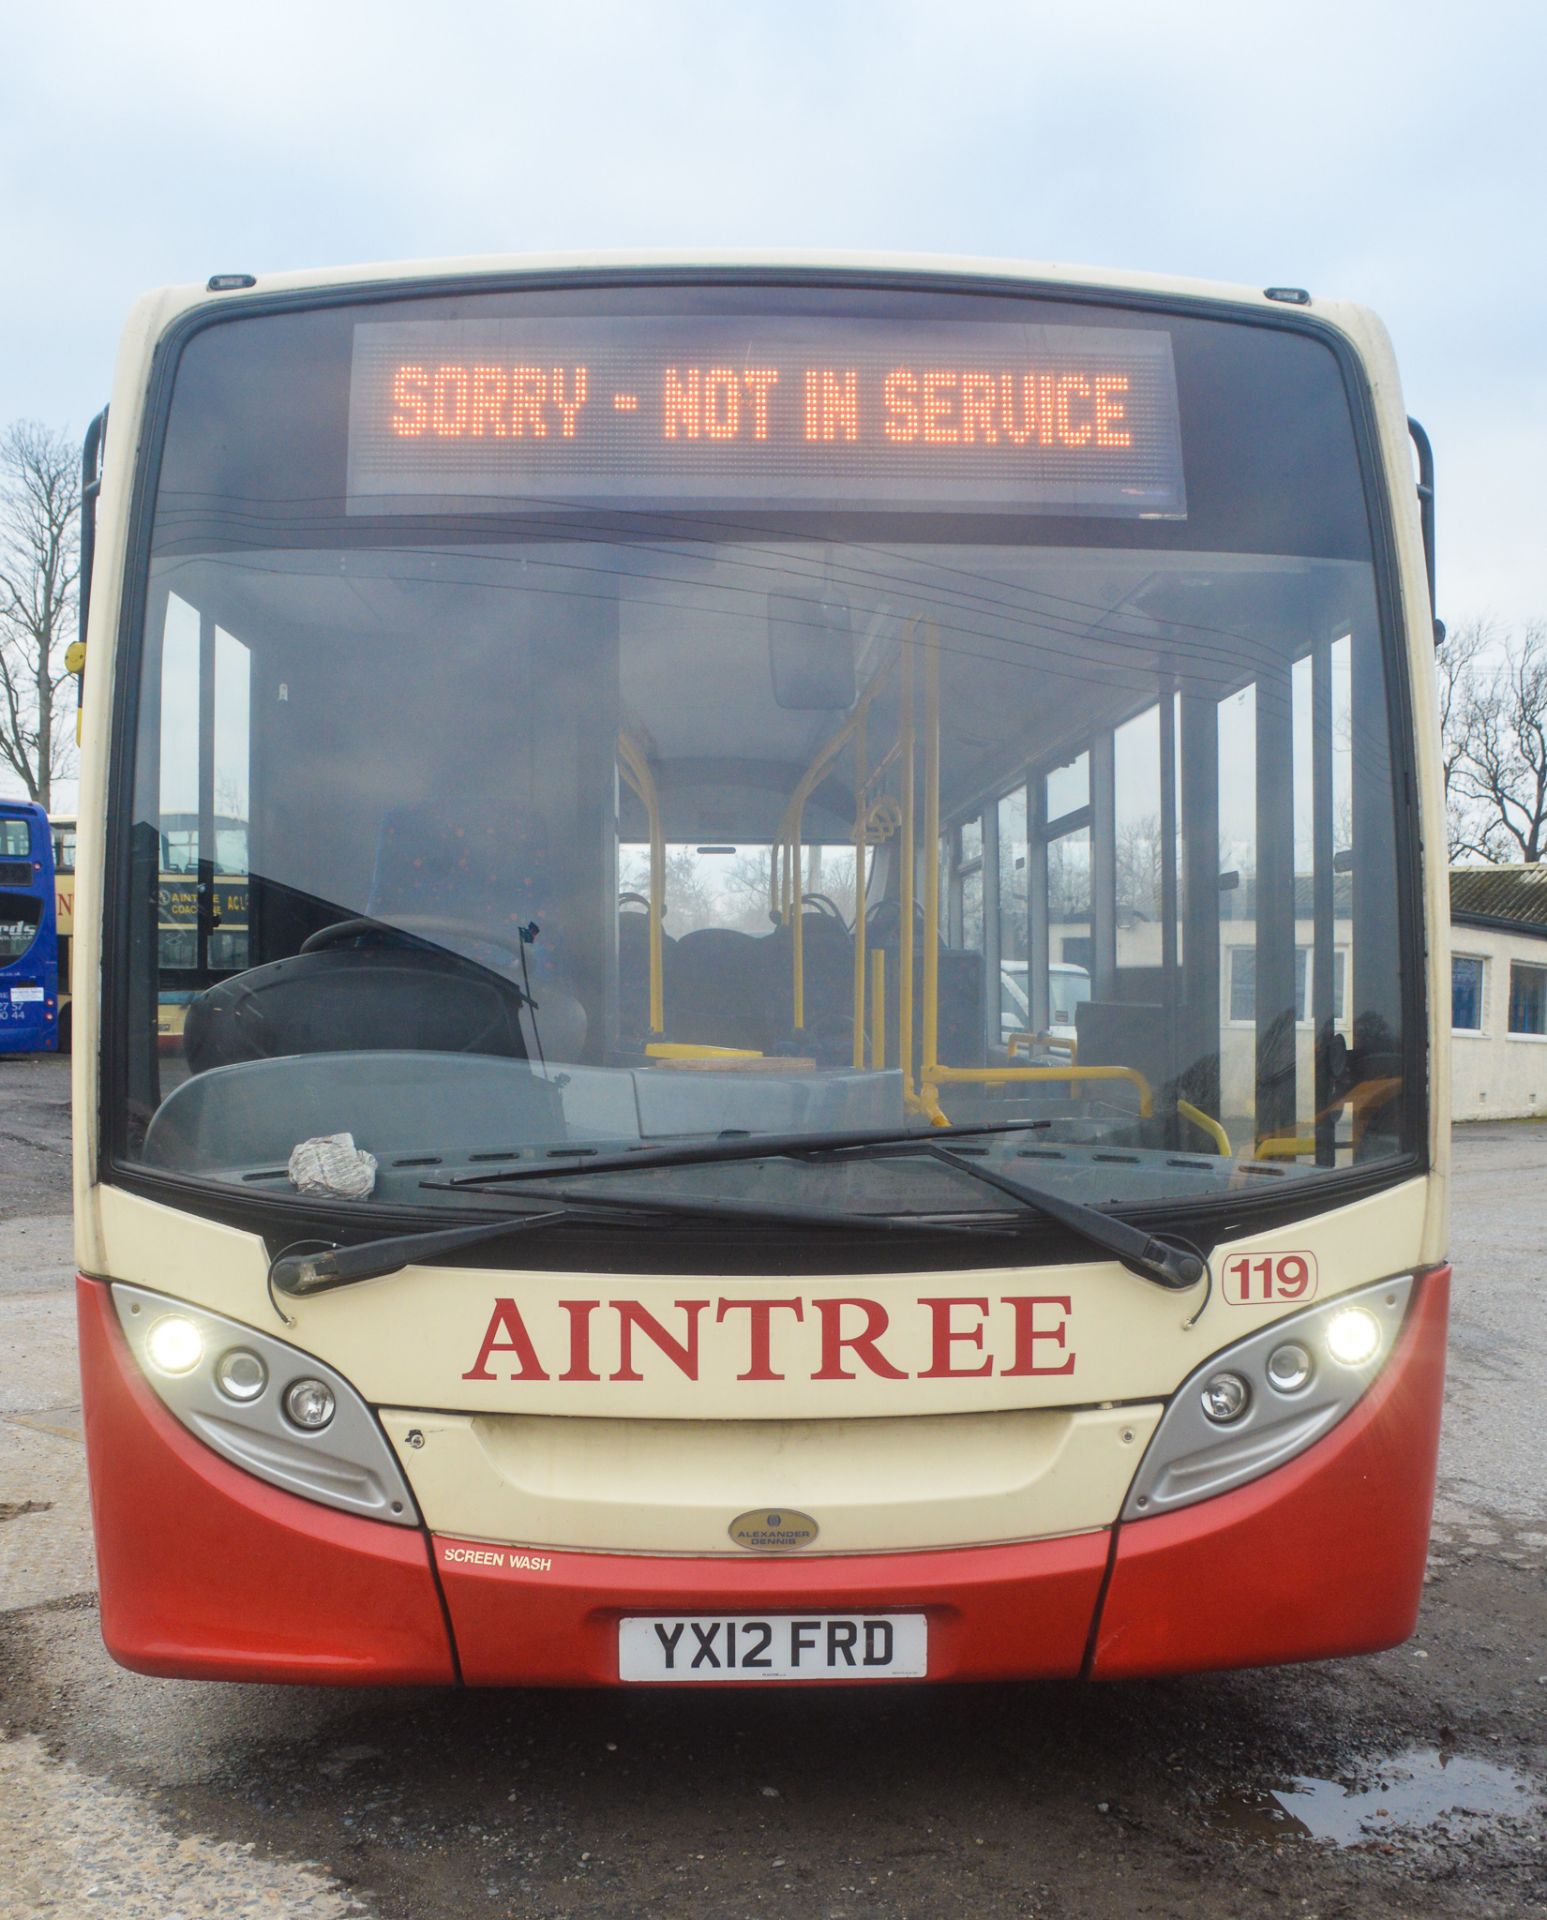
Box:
1266 1341 1314 1394
146 1314 203 1375
1325 1306 1381 1367
283 1378 336 1430
1199 1371 1250 1423
215 1347 267 1402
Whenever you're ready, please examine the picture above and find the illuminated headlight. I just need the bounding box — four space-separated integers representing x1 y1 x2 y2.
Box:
283 1378 337 1430
214 1347 268 1402
146 1314 203 1375
1325 1306 1381 1368
1199 1372 1250 1423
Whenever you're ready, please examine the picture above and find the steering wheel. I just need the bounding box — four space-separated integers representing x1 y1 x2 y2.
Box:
299 914 528 964
618 892 654 913
800 891 849 927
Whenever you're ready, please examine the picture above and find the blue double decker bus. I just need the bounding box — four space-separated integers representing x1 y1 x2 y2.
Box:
0 800 60 1054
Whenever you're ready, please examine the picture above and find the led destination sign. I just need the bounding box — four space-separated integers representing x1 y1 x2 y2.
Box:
347 317 1186 517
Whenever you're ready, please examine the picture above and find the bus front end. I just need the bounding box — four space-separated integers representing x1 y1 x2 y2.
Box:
73 257 1447 1686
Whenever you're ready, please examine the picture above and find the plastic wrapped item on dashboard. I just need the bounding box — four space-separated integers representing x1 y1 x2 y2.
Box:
288 1131 378 1200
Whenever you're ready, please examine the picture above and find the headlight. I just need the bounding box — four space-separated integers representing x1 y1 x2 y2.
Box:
146 1315 203 1375
214 1347 268 1402
1266 1341 1314 1394
1325 1307 1381 1368
283 1378 337 1431
1199 1372 1250 1423
1123 1276 1414 1519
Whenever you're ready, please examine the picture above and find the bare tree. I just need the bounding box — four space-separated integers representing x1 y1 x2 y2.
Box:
1435 620 1494 860
1447 621 1547 864
0 422 80 808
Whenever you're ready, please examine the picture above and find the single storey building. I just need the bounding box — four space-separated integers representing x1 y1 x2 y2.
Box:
1450 865 1547 1121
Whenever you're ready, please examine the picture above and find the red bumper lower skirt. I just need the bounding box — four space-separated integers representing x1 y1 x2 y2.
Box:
78 1266 1449 1686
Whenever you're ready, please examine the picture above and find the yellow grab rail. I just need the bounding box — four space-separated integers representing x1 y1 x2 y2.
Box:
617 732 666 1036
928 1062 1154 1115
1177 1099 1231 1155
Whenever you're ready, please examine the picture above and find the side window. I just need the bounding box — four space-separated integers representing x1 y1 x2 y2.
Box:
1452 956 1485 1033
1508 962 1547 1037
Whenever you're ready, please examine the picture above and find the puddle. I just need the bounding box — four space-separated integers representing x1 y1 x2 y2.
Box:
1211 1748 1539 1849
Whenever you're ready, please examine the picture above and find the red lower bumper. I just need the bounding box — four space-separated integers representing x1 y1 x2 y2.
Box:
435 1531 1107 1686
78 1266 1449 1686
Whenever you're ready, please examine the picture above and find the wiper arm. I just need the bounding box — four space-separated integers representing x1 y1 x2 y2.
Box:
922 1147 1205 1292
269 1209 573 1297
441 1120 1049 1188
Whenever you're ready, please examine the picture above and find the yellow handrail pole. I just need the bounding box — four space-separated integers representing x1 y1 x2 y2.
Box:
617 734 665 1036
852 709 868 1068
870 948 885 1067
1177 1098 1231 1155
921 620 942 1106
899 625 916 1104
792 838 806 1030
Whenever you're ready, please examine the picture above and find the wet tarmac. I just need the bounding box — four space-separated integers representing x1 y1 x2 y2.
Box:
1 1054 1544 1918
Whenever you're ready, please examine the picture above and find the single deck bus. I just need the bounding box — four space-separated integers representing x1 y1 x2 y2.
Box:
72 256 1450 1686
1 800 60 1054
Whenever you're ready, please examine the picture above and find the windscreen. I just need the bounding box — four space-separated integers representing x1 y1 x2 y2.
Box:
112 280 1417 1234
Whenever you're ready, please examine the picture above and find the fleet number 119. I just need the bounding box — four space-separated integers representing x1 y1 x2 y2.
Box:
1222 1252 1318 1304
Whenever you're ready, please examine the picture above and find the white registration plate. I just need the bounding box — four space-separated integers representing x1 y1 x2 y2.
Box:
618 1612 927 1682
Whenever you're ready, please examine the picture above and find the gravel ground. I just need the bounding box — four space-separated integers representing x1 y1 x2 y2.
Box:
1 1054 1543 1919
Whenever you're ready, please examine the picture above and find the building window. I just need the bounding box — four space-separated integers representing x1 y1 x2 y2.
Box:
1229 946 1347 1023
1508 961 1547 1036
1452 955 1485 1032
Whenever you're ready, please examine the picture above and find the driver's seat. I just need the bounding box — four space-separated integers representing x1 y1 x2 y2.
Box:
181 942 530 1074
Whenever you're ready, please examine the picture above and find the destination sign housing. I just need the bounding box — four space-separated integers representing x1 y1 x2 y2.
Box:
347 317 1186 517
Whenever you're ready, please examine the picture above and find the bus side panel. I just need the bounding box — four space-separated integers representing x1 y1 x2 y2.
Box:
1090 1265 1449 1679
77 1277 456 1685
435 1530 1110 1688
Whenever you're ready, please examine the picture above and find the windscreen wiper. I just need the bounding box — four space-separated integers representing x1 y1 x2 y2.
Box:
416 1177 1021 1240
441 1119 1049 1188
439 1121 1205 1292
269 1209 575 1297
271 1173 1022 1302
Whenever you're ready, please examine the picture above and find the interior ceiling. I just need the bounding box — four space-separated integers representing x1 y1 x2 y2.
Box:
161 542 1348 818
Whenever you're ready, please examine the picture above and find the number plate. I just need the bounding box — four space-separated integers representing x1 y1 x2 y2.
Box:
618 1613 927 1682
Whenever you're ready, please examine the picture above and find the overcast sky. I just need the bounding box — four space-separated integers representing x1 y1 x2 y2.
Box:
2 0 1543 635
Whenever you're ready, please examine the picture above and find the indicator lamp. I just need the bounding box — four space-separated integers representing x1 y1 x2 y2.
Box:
283 1378 337 1431
1199 1371 1250 1423
1265 1342 1314 1394
1325 1306 1381 1367
214 1348 268 1403
145 1315 203 1375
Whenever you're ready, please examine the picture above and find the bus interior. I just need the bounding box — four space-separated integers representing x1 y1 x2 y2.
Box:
123 525 1410 1207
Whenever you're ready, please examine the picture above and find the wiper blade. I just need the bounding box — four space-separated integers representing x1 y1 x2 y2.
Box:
269 1208 574 1296
441 1120 1049 1188
417 1178 1020 1239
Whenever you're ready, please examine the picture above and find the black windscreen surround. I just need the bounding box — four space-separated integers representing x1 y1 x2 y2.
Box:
113 275 1415 1248
149 283 1371 561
